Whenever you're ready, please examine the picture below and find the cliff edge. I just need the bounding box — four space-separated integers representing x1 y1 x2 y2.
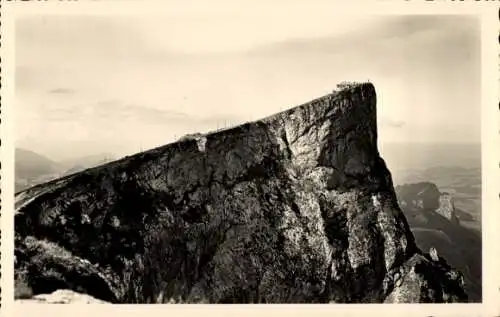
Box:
14 83 467 303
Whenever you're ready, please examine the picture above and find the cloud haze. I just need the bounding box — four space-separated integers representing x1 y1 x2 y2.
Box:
15 13 480 161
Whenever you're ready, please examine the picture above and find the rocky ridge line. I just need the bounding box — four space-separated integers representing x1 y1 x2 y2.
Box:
15 83 467 303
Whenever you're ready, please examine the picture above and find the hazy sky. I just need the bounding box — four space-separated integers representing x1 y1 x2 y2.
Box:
15 13 481 161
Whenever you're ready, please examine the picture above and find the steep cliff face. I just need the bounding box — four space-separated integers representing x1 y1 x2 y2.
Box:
14 83 467 303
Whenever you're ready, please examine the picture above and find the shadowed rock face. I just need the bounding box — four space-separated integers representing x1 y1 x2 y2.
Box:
14 83 467 303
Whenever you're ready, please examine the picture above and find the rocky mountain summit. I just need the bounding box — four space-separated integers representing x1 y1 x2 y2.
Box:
15 83 467 303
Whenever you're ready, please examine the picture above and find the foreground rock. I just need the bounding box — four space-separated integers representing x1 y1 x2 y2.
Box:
17 289 108 304
14 83 467 303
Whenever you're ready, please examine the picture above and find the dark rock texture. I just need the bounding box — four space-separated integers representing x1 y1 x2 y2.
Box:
14 83 467 303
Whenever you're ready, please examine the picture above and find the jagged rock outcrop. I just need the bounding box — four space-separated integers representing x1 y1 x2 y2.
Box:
395 183 459 224
14 83 467 303
16 289 108 304
395 182 440 211
435 193 459 224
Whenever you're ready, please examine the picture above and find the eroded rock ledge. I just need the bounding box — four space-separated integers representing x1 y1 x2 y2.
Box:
15 83 467 303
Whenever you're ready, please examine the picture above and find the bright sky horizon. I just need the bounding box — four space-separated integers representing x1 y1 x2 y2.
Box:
15 13 481 162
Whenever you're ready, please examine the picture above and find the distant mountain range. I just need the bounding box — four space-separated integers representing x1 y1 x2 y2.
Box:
380 143 480 173
15 148 60 180
58 153 116 172
15 148 115 193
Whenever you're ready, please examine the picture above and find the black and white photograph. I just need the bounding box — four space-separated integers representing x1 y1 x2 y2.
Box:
3 1 496 310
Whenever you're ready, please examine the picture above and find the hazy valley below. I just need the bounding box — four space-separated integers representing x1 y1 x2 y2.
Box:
379 142 481 301
14 148 115 193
